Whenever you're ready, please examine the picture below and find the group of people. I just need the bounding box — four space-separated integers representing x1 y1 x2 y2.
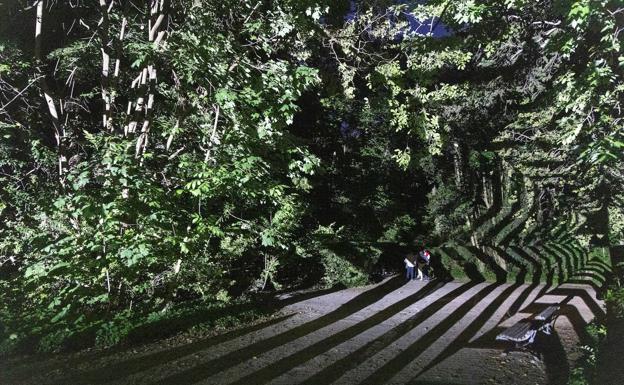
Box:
404 249 431 281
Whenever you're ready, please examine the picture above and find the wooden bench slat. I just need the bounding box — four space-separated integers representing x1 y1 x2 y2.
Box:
536 305 559 321
504 321 532 335
496 321 534 342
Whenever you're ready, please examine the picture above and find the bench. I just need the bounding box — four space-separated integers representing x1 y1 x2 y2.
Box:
535 304 559 335
496 305 560 349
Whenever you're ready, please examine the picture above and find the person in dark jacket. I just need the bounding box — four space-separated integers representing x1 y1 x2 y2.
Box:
418 249 431 280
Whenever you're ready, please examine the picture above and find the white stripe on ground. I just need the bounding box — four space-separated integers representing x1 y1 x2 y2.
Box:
268 282 461 385
203 281 430 384
332 282 492 385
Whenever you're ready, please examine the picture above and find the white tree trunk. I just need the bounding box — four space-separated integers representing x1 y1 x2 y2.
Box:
35 0 66 179
127 0 168 158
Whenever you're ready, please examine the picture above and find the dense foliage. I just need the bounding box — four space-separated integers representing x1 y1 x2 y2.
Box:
0 0 622 353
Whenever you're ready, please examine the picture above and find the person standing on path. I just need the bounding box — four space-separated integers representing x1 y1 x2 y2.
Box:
419 249 431 280
404 254 415 281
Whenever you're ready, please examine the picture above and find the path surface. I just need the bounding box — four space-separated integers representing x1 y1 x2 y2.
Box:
2 276 605 385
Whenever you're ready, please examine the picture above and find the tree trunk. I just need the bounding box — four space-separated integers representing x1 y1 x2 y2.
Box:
98 0 113 130
134 0 168 158
35 0 66 181
452 140 462 189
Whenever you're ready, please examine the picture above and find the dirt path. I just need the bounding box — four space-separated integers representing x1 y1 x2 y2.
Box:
1 276 605 385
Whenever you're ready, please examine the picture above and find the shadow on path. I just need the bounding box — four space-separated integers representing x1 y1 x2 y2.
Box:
535 327 570 385
147 276 406 385
7 285 344 384
55 314 295 385
299 281 480 385
411 283 533 381
360 282 500 385
229 281 446 385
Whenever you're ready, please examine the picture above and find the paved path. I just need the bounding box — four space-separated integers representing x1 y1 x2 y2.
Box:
2 276 606 385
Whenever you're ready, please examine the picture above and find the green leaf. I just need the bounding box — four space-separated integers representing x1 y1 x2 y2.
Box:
51 304 71 323
261 232 274 247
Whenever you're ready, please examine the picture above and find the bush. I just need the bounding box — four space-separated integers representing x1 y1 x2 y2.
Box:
605 286 624 319
379 215 418 244
312 225 379 288
319 248 370 287
567 321 606 385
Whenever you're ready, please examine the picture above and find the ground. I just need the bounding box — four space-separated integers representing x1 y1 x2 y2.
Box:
1 277 605 385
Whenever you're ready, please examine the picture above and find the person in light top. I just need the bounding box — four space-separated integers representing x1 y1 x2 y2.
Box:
404 254 415 281
404 252 423 281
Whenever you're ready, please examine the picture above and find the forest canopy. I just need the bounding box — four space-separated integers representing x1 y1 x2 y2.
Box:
0 0 622 352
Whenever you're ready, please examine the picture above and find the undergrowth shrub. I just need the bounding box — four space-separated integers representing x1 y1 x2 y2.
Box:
313 225 379 287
